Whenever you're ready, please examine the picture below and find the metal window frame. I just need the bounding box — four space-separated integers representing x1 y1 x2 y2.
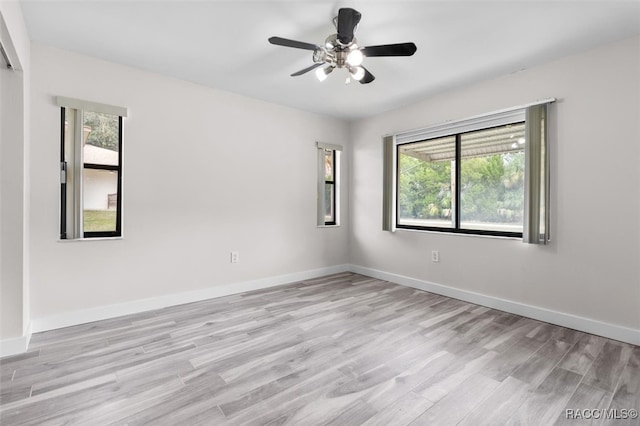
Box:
395 121 525 238
317 142 342 227
60 108 123 239
324 149 337 226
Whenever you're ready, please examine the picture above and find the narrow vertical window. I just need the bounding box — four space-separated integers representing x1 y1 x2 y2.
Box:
82 112 122 236
316 142 342 227
324 149 336 225
58 97 127 239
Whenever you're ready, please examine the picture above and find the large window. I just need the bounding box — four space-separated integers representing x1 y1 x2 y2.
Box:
384 101 551 242
397 122 525 236
58 97 127 239
317 142 342 227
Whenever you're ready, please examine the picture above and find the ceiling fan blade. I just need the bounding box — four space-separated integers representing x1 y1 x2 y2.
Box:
291 63 324 77
359 67 375 84
337 8 361 45
268 36 320 51
361 42 417 57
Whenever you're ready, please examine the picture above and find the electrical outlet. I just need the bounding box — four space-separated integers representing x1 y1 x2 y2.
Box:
431 250 440 262
230 251 239 263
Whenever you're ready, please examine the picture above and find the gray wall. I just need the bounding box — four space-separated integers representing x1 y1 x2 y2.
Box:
0 2 30 351
349 36 640 332
28 43 349 322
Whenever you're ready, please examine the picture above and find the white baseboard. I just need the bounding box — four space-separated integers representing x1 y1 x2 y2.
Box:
348 264 640 346
31 264 350 334
0 323 32 358
10 262 639 357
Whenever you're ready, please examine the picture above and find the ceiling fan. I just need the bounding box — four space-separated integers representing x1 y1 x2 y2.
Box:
268 8 417 84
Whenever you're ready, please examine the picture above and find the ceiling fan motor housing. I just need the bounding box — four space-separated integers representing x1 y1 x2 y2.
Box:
335 49 347 68
315 34 357 69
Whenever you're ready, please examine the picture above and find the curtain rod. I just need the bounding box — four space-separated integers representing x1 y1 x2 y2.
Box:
385 97 556 138
0 41 13 69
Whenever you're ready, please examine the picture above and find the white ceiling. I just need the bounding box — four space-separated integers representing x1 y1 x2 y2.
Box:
20 1 640 120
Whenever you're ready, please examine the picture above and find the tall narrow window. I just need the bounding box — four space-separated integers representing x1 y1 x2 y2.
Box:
384 99 552 242
58 97 127 239
324 149 336 225
316 142 342 227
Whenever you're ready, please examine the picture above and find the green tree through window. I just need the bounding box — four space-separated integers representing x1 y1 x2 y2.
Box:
397 122 525 235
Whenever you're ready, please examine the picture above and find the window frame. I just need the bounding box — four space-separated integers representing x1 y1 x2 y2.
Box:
384 99 553 243
316 142 342 228
395 122 525 238
324 148 337 226
59 106 124 239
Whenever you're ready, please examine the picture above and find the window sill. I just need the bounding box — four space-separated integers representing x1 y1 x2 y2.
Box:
394 227 520 241
317 224 341 229
57 236 123 242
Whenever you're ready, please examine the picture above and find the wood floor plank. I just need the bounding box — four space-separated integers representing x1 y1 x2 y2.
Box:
605 346 640 426
361 391 433 426
410 373 501 425
482 317 541 353
0 374 120 425
458 376 532 426
558 334 607 375
1 272 637 426
511 339 574 387
226 368 349 425
554 382 612 426
480 336 544 382
508 367 582 425
0 380 31 405
583 341 633 392
321 398 377 425
363 350 456 412
412 347 498 403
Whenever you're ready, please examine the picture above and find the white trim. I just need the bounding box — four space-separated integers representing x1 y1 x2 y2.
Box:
395 109 525 144
316 141 343 151
335 150 341 226
57 237 124 243
317 144 341 226
317 146 326 226
0 323 32 358
348 264 640 346
56 96 128 117
31 265 350 333
14 262 639 356
388 98 556 143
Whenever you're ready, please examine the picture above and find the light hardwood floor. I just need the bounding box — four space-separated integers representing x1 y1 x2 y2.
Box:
1 273 638 425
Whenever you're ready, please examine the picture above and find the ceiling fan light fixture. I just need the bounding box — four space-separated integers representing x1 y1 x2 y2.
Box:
325 34 337 49
346 49 363 66
349 66 365 81
313 48 328 63
268 7 416 85
316 66 333 82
